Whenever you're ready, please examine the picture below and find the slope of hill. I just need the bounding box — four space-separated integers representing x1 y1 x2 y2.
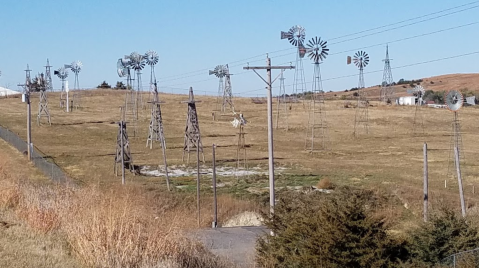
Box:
326 73 479 100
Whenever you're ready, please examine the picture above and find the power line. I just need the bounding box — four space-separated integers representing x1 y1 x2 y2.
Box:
329 0 479 41
158 2 478 83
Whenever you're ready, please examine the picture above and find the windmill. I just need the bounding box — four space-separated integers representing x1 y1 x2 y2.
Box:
350 51 370 136
445 90 466 217
305 36 329 151
281 25 307 101
408 85 426 136
231 112 248 175
117 57 133 90
69 60 82 90
129 52 146 111
44 59 53 92
446 90 465 177
54 67 68 108
144 50 159 102
380 45 394 103
117 56 138 136
35 73 51 125
209 64 234 113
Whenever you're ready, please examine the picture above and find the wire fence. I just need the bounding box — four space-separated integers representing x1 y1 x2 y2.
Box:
0 125 69 183
440 247 479 267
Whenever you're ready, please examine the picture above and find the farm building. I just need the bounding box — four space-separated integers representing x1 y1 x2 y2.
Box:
396 96 416 105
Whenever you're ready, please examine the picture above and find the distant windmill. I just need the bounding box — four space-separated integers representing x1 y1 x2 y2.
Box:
350 51 370 137
281 25 307 100
144 50 159 102
408 85 426 136
305 36 329 151
209 64 234 113
54 67 68 108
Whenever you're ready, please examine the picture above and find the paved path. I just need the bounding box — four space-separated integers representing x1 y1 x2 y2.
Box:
192 226 269 268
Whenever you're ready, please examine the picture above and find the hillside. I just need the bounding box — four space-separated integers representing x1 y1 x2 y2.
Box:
325 73 479 100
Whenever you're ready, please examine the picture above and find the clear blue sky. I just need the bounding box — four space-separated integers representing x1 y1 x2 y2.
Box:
0 0 478 96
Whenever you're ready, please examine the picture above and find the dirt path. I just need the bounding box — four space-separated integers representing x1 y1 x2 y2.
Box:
192 226 268 268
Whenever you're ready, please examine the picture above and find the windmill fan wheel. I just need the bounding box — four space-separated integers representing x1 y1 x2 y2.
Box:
353 51 369 68
307 36 329 63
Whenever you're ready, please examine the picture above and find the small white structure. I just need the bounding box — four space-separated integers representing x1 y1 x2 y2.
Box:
0 86 21 97
396 96 416 105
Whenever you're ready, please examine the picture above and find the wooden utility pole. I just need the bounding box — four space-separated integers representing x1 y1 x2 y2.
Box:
423 142 428 222
455 146 466 217
120 120 125 185
243 56 294 215
197 138 201 227
212 144 218 228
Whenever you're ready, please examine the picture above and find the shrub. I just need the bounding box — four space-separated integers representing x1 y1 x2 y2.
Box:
256 188 408 268
97 81 111 89
408 207 479 266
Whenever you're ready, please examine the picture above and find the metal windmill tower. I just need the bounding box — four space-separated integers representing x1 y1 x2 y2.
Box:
351 51 370 137
145 50 159 102
182 87 204 164
380 45 394 103
409 85 426 136
54 67 68 108
130 52 146 110
35 73 51 125
117 57 138 136
69 61 82 90
275 69 289 130
281 25 307 100
231 112 248 174
44 59 53 92
209 64 234 113
305 36 329 151
446 90 465 177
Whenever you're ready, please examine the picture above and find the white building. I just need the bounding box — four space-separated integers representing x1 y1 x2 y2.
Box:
396 96 416 105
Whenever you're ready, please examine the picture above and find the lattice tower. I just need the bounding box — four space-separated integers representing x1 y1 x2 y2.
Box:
305 36 329 151
223 65 234 113
146 82 166 149
445 91 466 178
115 120 133 176
44 59 53 92
124 91 138 137
380 45 394 103
182 87 204 164
281 25 307 102
275 70 289 130
411 85 426 136
37 75 51 126
353 51 370 137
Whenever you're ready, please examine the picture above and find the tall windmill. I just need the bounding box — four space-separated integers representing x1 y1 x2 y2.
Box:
446 90 465 177
145 50 159 102
281 25 307 100
130 52 146 111
44 59 53 92
69 61 82 90
209 64 234 113
54 67 68 108
445 90 466 216
275 69 288 130
350 51 370 136
182 87 204 164
305 36 329 151
409 85 426 136
35 73 51 125
380 45 394 103
117 56 137 136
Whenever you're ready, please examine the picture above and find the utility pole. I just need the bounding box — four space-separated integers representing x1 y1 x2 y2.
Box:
423 142 428 222
212 144 218 228
18 65 32 161
244 56 294 215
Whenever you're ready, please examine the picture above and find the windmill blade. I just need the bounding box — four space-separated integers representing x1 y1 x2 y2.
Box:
281 31 292 39
145 50 159 66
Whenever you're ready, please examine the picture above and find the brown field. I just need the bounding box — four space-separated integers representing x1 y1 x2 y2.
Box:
1 73 479 225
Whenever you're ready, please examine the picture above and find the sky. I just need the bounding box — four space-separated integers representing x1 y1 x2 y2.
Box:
0 0 478 97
